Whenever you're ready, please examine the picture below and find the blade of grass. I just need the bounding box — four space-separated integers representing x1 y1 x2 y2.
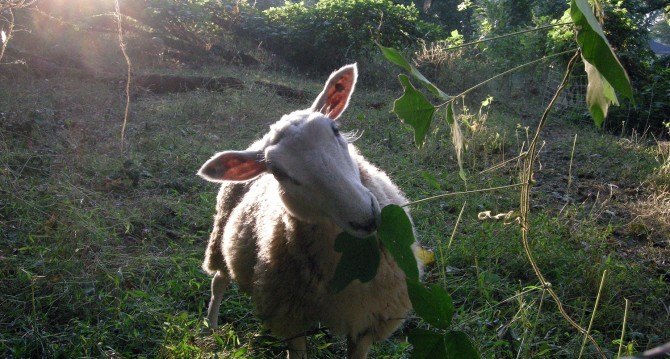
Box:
578 269 608 358
617 298 630 358
568 134 578 197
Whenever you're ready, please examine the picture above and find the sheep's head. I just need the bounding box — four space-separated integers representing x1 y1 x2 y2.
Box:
198 64 381 238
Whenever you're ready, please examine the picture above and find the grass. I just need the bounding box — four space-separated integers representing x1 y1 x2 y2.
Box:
1 53 669 358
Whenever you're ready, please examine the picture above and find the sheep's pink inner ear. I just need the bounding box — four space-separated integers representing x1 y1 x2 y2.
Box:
198 151 266 182
312 64 357 120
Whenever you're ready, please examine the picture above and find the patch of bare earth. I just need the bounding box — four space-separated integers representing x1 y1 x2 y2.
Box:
532 120 670 283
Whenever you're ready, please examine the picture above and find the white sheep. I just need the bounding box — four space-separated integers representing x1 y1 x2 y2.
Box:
198 64 422 359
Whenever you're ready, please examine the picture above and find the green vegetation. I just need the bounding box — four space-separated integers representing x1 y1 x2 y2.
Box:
1 0 669 358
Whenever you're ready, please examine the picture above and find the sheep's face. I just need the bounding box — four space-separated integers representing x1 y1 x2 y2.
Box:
198 64 380 237
264 111 381 237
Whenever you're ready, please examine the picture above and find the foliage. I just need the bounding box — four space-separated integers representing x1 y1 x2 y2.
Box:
351 0 635 357
2 0 670 357
123 0 226 47
232 0 444 70
607 63 670 135
331 205 479 358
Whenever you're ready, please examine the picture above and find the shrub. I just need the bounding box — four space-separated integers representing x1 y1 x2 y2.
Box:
235 0 444 70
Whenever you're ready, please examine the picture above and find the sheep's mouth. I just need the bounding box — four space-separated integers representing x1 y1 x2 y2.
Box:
348 218 378 236
346 197 381 237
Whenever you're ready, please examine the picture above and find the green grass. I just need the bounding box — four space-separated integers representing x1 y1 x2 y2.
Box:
1 60 668 359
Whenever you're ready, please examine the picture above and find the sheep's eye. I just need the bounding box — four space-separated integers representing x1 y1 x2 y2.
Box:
331 122 340 136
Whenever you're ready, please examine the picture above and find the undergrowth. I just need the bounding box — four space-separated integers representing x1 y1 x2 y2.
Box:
1 62 668 358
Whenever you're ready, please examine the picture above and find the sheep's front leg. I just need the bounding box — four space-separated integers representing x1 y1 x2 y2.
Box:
206 271 230 329
287 335 307 359
347 332 373 359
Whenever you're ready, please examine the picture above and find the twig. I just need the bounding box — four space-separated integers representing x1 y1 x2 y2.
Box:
114 0 132 151
402 183 524 207
519 49 607 358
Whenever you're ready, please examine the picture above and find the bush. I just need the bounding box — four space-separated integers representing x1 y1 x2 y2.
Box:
605 64 670 135
234 0 444 70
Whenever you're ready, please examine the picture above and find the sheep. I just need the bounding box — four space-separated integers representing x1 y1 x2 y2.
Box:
198 64 422 359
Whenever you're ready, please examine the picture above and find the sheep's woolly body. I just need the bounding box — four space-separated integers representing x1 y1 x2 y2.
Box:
199 64 421 358
202 144 415 343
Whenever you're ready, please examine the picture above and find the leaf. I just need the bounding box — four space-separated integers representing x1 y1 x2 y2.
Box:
232 347 248 358
444 331 480 359
446 104 467 182
421 171 442 190
330 232 380 293
378 43 412 72
583 58 619 127
415 246 435 266
406 279 454 330
379 44 450 100
394 75 436 148
408 329 447 359
377 205 420 281
570 0 633 102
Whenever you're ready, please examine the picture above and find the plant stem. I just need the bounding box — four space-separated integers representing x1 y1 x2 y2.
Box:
578 270 608 358
519 48 607 358
115 0 132 151
402 183 523 207
437 49 578 107
568 133 578 197
617 298 630 358
440 22 574 53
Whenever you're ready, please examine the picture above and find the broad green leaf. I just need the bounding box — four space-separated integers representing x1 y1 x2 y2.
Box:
570 0 633 102
408 328 447 359
330 232 380 292
583 58 619 127
407 279 454 330
379 44 450 100
394 75 436 148
444 331 480 359
378 43 412 72
447 104 467 182
377 205 420 281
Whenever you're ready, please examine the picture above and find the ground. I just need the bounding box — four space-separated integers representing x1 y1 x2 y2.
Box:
1 52 668 358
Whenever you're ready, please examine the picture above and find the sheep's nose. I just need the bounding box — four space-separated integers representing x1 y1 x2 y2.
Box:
347 195 381 237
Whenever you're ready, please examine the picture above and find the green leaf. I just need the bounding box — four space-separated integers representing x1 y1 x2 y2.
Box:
570 0 633 102
444 331 480 359
394 75 436 148
232 347 248 358
330 232 380 293
406 279 454 330
421 171 442 190
408 329 447 359
378 43 412 72
377 205 420 281
378 44 450 100
583 58 619 127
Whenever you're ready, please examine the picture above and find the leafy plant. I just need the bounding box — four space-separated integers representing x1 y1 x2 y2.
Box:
331 205 479 359
331 0 635 357
235 0 444 70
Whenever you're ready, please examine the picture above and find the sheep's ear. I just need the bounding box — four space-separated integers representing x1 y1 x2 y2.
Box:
311 63 357 120
198 151 266 182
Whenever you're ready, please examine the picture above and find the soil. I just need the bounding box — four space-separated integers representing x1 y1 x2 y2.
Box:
532 119 670 282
